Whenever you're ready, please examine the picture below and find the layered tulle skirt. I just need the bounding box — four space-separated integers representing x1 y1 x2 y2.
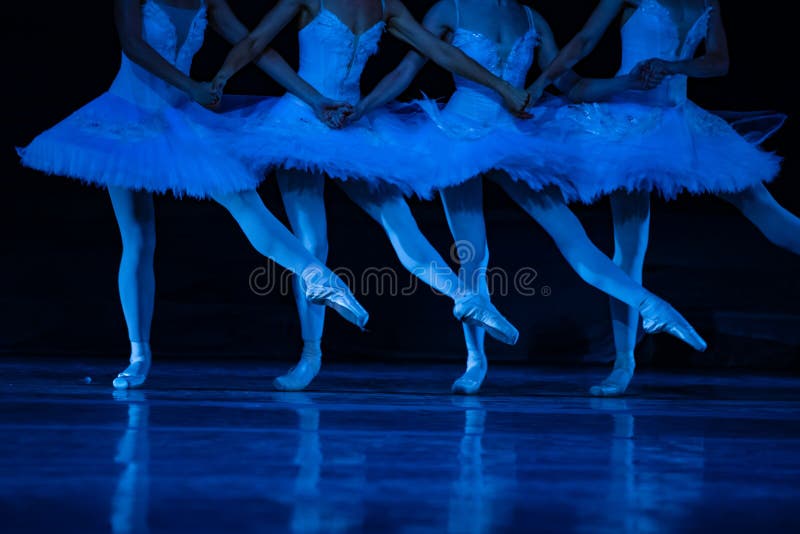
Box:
391 90 581 200
17 92 262 198
554 99 785 203
224 94 417 193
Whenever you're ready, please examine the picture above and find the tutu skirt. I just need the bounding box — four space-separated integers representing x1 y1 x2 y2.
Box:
224 94 418 194
556 99 785 203
385 90 582 200
18 92 262 199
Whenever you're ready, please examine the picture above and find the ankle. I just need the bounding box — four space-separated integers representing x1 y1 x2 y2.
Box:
130 341 151 362
466 350 487 368
614 352 635 370
301 340 323 359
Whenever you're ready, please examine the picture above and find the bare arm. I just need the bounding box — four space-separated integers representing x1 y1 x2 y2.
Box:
212 0 307 91
644 0 729 79
207 0 328 109
114 0 216 104
528 0 626 99
355 0 453 118
384 0 530 115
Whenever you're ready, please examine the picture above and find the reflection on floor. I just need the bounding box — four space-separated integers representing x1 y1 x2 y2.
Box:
1 358 800 533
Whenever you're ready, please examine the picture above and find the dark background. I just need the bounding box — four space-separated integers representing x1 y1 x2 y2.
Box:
2 1 798 369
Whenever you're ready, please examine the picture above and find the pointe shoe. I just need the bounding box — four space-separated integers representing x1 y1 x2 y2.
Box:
453 295 519 345
112 357 151 390
451 353 488 395
589 365 635 397
300 267 369 329
639 295 707 351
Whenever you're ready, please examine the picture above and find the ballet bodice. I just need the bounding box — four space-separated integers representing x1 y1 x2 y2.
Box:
446 3 539 123
618 0 712 106
295 8 385 105
109 1 208 109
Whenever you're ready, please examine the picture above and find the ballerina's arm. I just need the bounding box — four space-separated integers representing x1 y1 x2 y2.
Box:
211 0 308 92
529 10 649 102
643 0 729 81
527 0 627 103
114 0 217 105
355 0 454 119
206 0 342 115
383 0 531 116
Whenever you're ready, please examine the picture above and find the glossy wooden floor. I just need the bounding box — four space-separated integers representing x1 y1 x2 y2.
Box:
2 358 800 533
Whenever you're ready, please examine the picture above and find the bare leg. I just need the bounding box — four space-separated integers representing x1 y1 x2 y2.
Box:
720 183 800 255
441 179 490 394
338 180 518 345
493 175 705 351
212 189 368 329
274 170 328 391
108 187 156 389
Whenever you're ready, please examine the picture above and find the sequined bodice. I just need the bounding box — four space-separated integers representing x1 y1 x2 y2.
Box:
618 0 712 105
296 9 385 104
110 1 208 109
445 5 538 124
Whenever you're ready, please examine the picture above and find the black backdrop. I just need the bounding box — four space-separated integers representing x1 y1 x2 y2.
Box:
2 1 798 369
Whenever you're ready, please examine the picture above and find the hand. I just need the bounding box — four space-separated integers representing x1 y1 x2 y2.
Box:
525 78 547 108
211 73 229 99
187 81 220 108
640 58 677 88
341 102 366 127
501 83 533 119
312 98 354 129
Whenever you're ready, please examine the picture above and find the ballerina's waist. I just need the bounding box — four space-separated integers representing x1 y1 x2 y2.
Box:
109 54 190 110
445 85 511 124
613 74 689 108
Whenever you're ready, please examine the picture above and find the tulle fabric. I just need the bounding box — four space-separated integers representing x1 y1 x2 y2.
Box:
17 93 262 198
17 1 262 199
556 101 785 203
391 95 581 200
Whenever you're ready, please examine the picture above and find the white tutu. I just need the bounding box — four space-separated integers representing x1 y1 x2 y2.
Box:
18 93 261 198
223 94 415 194
18 1 261 199
557 100 785 203
391 93 580 200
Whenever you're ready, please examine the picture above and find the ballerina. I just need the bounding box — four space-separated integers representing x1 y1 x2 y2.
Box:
349 0 707 394
526 0 798 396
17 0 369 390
210 0 537 391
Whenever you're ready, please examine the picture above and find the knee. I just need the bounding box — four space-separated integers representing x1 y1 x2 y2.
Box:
302 238 329 262
121 222 156 259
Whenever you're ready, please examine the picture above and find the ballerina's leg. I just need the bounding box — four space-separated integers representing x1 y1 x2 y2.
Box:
212 188 367 328
493 175 705 351
720 183 800 255
338 179 518 346
108 187 156 389
273 170 328 391
441 179 490 394
593 190 652 397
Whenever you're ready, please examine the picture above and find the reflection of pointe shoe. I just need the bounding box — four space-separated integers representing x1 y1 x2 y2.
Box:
300 266 368 330
112 357 151 390
453 295 519 345
639 295 707 351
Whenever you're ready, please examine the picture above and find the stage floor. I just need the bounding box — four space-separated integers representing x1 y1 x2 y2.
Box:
1 358 800 533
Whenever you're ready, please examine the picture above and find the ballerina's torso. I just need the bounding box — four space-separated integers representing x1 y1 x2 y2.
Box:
109 1 208 109
445 0 539 123
295 0 386 105
618 0 713 106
